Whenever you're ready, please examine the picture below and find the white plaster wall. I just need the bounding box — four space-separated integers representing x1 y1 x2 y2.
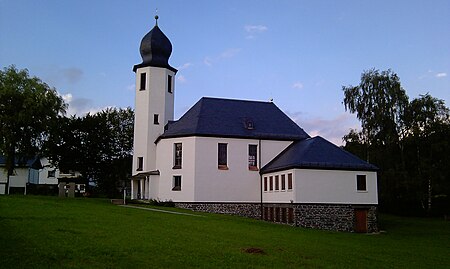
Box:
37 158 59 185
193 137 264 202
0 168 7 184
9 168 29 187
260 140 292 167
153 137 293 203
0 169 7 194
133 66 175 175
294 169 378 204
262 169 296 203
263 169 377 204
155 137 196 201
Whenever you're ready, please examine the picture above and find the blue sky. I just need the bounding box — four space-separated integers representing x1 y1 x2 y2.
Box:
1 0 449 145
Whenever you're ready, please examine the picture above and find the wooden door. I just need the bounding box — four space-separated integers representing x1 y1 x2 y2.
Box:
355 209 368 233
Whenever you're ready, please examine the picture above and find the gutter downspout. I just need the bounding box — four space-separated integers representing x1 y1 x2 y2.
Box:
259 139 263 220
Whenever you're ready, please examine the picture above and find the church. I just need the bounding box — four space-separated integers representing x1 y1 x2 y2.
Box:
130 17 378 233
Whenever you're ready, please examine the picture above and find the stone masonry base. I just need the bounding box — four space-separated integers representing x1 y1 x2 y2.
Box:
175 202 378 233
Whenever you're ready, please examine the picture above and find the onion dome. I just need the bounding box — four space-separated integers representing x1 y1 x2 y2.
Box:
133 16 177 72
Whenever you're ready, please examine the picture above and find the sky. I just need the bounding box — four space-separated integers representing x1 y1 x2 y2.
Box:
1 0 449 145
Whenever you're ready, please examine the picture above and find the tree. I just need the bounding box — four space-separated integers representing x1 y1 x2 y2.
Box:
343 69 409 147
0 65 66 193
45 107 134 197
342 69 450 216
403 94 450 215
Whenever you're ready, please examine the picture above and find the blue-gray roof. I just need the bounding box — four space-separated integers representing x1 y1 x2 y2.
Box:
261 136 378 173
159 97 310 141
0 155 39 168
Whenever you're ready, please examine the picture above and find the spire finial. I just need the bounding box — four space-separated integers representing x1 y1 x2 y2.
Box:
155 8 159 26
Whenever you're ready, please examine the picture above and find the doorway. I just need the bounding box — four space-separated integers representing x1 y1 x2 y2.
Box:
355 209 368 233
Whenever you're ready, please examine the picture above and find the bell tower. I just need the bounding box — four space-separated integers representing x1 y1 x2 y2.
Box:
132 15 177 177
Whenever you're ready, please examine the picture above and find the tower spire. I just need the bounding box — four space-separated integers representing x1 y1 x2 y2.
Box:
155 8 159 26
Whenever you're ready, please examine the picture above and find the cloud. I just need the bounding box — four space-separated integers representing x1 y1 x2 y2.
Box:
42 66 83 86
203 48 241 66
59 92 112 116
61 67 83 84
244 24 268 39
177 75 186 83
436 72 447 78
292 82 304 89
287 111 359 146
177 63 193 70
219 48 241 58
203 57 212 66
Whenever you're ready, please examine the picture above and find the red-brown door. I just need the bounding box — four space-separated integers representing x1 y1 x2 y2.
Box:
355 209 368 233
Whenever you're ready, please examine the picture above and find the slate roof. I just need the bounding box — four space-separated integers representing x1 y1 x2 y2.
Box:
133 24 177 72
0 156 39 168
261 136 378 173
159 97 310 141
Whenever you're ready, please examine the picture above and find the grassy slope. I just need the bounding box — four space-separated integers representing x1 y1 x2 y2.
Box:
0 196 449 269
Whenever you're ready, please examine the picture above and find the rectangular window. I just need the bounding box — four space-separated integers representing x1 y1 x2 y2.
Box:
137 157 143 171
281 208 287 223
269 207 274 221
357 175 367 191
173 143 182 169
275 207 280 222
275 175 279 191
248 144 257 170
281 174 286 190
288 173 293 190
264 177 267 192
269 176 273 191
218 143 228 169
172 175 181 191
288 208 294 224
168 75 173 93
47 170 56 178
153 114 159 125
264 207 268 221
140 73 146 90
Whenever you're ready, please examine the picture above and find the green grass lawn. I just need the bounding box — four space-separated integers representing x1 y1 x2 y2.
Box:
0 196 449 268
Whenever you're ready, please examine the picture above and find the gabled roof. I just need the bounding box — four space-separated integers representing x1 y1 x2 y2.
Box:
261 136 378 173
159 97 310 141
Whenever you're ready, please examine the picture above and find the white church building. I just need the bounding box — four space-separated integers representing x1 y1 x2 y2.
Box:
130 17 378 233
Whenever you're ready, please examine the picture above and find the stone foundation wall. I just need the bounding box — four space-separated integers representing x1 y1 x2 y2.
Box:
175 202 261 219
175 202 378 233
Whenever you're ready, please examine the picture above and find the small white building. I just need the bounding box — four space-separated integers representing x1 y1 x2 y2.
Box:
130 17 378 232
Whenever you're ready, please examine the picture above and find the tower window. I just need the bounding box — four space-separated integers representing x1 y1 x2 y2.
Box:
173 143 182 169
137 157 143 171
154 114 159 125
168 75 173 93
140 73 146 91
218 143 228 169
172 176 181 191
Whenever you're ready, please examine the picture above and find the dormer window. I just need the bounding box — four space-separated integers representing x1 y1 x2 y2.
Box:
244 119 254 130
